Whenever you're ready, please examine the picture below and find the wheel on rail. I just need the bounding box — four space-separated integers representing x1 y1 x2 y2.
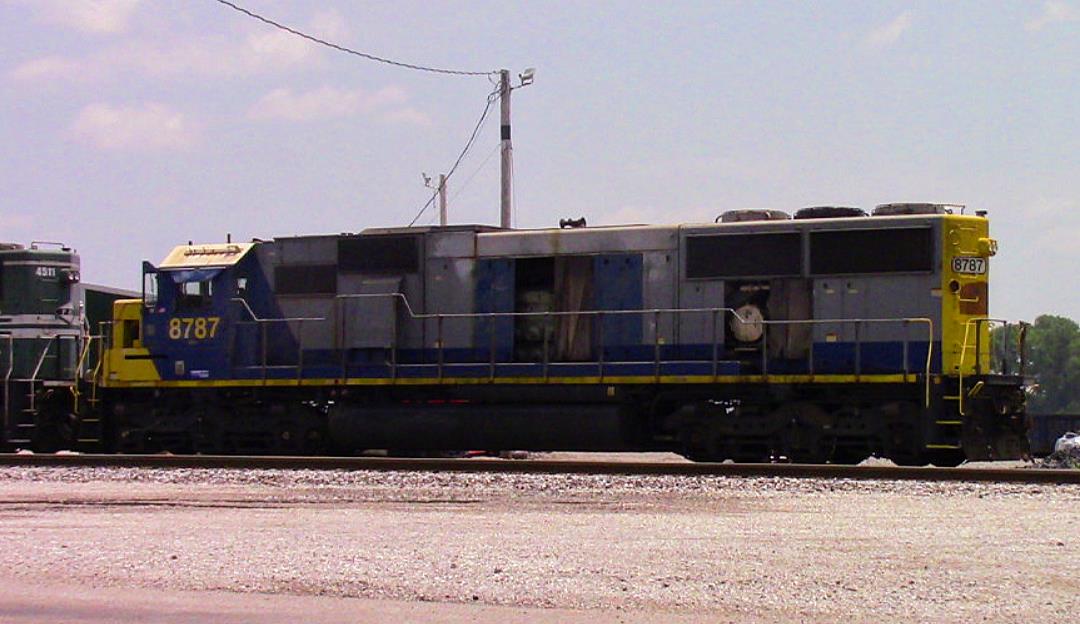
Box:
926 448 966 467
32 411 78 453
773 402 834 464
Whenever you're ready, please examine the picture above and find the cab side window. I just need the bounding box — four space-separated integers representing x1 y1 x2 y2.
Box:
122 319 140 348
177 280 213 310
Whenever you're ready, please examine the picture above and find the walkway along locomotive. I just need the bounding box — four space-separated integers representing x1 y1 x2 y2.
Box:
88 204 1028 463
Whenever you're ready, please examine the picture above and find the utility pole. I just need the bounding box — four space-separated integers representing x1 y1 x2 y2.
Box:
438 174 448 226
499 69 512 229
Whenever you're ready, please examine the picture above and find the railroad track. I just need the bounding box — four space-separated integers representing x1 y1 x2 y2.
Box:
1 453 1079 484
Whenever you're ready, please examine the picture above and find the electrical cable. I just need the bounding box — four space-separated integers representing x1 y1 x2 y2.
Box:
448 141 500 204
210 0 507 226
408 88 500 226
212 0 497 77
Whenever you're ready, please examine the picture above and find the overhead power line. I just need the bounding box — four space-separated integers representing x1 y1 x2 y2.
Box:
212 0 497 77
409 88 500 226
449 141 501 205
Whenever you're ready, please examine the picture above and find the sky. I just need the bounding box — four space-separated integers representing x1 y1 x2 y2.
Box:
1 0 1078 322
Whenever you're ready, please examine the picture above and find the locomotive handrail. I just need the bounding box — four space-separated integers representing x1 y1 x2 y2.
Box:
26 337 55 413
957 317 1023 416
230 298 325 323
73 334 107 412
2 334 12 434
91 324 110 405
223 293 933 405
29 241 68 250
335 292 934 328
230 299 324 385
328 293 934 404
76 334 98 378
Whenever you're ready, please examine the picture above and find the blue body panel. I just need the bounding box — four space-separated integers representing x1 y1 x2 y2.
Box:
594 254 644 353
474 258 515 361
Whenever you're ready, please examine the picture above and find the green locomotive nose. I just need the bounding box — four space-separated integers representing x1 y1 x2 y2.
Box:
0 243 80 317
0 242 88 451
0 242 82 381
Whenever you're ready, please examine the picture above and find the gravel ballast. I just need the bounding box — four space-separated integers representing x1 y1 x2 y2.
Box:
0 466 1077 623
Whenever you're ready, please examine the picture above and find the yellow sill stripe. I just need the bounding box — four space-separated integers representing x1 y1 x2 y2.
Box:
101 373 918 389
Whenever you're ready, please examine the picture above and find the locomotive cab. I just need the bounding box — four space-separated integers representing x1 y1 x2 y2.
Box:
101 242 276 387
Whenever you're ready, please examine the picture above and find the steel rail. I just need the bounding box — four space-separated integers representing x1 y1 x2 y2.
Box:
0 454 1077 485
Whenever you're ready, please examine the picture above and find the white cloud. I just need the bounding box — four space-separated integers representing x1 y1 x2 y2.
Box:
381 107 434 127
1025 1 1079 31
0 214 33 230
7 0 141 34
248 86 431 125
8 56 86 82
306 9 350 42
863 11 913 48
70 102 198 151
11 34 312 84
9 11 341 84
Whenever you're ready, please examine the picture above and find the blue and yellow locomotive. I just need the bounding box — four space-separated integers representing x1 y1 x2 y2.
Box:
95 204 1028 463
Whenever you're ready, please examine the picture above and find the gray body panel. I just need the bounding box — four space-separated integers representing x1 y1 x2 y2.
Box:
251 215 945 359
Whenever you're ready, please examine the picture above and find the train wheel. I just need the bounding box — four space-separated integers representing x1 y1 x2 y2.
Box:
880 402 927 466
301 427 327 455
33 411 78 453
926 448 965 467
192 414 224 455
774 402 832 464
271 420 300 454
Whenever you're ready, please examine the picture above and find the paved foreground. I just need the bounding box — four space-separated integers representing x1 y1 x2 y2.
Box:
0 466 1077 623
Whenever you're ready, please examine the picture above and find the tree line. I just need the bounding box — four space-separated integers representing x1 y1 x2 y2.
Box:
991 315 1080 414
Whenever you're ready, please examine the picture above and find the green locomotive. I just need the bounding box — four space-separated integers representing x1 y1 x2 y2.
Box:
0 242 131 451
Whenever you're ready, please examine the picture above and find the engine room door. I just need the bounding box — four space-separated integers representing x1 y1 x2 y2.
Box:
593 254 644 360
768 278 812 360
554 256 594 361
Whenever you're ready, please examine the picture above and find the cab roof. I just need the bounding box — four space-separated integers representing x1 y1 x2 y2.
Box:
158 243 255 269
